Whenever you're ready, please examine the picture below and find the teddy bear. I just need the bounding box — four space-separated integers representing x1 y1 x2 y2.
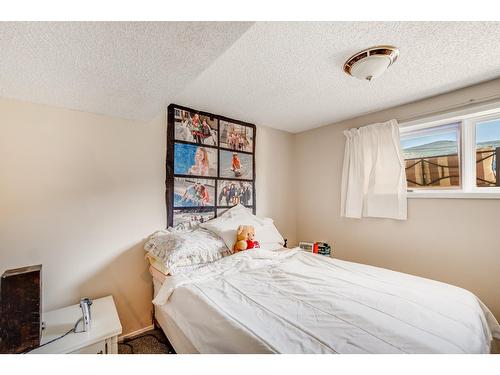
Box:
233 225 260 253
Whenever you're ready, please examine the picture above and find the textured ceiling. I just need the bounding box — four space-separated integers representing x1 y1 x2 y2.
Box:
177 22 500 132
1 22 499 132
0 22 254 121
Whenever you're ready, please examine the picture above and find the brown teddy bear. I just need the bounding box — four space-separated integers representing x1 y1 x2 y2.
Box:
233 225 260 253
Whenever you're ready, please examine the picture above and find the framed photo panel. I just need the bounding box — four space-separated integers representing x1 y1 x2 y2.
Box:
217 207 252 217
173 208 216 231
174 177 215 207
173 143 217 177
174 108 218 146
167 104 256 229
219 150 253 180
219 120 253 152
217 180 253 207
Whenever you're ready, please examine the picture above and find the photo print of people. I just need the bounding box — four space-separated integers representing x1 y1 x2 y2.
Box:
217 180 253 207
174 177 215 207
174 108 218 146
174 143 217 177
219 120 253 152
219 150 253 180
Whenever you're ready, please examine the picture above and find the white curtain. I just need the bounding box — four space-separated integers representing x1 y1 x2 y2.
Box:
341 119 407 220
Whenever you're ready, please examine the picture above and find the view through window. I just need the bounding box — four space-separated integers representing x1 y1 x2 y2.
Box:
401 123 460 189
475 118 500 187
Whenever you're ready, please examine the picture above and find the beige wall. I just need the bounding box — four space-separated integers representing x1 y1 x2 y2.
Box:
0 98 296 335
256 126 297 247
294 78 500 321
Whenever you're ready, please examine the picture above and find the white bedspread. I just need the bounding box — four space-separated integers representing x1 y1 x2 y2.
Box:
153 248 500 354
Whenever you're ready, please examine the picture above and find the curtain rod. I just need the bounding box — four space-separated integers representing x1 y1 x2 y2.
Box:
397 93 500 124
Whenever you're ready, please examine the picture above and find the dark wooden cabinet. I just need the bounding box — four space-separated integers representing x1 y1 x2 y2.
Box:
0 264 42 354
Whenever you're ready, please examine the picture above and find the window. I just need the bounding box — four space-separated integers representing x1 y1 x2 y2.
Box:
400 106 500 198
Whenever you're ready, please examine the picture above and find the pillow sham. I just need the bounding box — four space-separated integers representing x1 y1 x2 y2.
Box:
199 204 284 251
144 228 231 275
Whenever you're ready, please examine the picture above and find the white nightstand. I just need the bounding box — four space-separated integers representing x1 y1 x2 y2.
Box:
30 295 122 354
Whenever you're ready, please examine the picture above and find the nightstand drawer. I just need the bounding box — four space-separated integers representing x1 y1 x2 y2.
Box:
70 340 106 354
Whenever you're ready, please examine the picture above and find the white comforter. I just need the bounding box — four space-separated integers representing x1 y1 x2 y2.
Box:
153 248 500 353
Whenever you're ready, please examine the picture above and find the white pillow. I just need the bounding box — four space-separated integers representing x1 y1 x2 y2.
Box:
144 228 230 275
200 204 284 251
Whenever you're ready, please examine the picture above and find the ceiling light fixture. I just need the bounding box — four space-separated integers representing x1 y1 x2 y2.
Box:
343 45 399 81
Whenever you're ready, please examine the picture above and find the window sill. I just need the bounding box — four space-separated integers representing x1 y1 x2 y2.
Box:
407 191 500 199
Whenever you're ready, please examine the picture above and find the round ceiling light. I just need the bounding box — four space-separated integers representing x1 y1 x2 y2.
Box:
343 46 399 81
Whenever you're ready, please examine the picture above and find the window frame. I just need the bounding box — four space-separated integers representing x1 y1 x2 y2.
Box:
399 102 500 199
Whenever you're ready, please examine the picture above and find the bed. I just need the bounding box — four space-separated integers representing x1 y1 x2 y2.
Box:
150 248 500 354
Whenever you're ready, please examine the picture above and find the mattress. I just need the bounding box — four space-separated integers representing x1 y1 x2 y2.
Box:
151 248 500 354
152 277 199 354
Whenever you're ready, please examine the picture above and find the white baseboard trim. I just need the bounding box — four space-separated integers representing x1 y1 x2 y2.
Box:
119 324 155 342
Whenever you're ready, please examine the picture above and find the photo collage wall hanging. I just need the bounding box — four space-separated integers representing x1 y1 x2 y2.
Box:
166 104 256 230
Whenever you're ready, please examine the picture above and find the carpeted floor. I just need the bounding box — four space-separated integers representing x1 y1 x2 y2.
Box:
118 328 176 354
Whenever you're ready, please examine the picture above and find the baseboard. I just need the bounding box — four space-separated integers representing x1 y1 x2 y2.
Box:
118 324 155 342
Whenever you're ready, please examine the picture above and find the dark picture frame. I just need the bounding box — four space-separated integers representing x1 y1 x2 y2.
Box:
166 104 256 228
